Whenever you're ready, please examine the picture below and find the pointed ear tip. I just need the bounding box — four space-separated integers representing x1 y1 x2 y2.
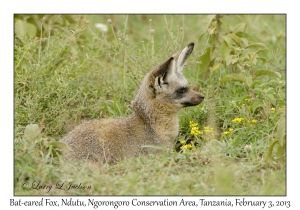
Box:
188 42 195 47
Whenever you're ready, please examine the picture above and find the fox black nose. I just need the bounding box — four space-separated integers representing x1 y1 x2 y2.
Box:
199 95 205 100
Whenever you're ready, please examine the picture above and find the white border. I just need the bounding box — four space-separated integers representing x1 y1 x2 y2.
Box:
2 0 299 209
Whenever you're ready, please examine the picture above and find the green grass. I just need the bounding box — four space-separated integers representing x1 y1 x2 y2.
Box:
14 14 286 195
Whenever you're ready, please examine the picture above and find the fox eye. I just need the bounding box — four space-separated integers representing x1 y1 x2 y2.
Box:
176 87 188 94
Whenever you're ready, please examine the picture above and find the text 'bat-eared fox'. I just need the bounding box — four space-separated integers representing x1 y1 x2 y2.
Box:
61 42 204 164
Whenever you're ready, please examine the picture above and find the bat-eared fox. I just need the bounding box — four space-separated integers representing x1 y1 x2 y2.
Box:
61 42 204 164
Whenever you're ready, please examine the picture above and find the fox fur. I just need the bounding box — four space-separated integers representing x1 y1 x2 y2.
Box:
60 42 204 164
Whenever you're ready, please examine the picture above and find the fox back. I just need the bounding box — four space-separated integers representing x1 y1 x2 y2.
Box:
61 42 204 164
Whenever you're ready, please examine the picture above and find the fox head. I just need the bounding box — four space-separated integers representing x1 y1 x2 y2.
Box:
144 42 204 109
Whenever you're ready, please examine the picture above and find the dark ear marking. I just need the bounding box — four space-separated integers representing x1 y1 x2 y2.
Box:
158 77 169 88
158 76 161 88
153 57 174 78
162 71 168 82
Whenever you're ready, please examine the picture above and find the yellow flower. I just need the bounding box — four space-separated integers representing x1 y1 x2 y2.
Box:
251 119 257 124
271 107 276 111
180 145 188 150
190 126 202 136
232 117 244 123
186 144 193 149
180 140 186 145
245 98 251 103
223 127 233 136
189 121 201 136
189 121 198 127
180 144 193 151
223 131 229 135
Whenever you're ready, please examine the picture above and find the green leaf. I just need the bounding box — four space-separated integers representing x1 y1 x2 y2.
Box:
232 22 246 33
15 19 37 41
220 74 246 84
266 94 276 105
198 47 211 72
251 101 263 112
265 140 279 165
276 116 286 146
24 124 41 140
198 32 206 42
244 60 256 68
236 32 255 42
226 55 239 66
276 145 285 161
226 33 243 47
202 15 217 29
208 20 217 35
254 70 281 79
225 54 233 66
246 43 269 50
256 57 267 64
254 49 268 56
221 41 230 61
240 38 249 46
220 35 233 46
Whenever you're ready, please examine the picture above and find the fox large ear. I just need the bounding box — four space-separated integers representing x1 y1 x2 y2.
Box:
150 57 176 91
172 42 194 72
152 42 194 79
150 43 194 91
152 57 174 79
